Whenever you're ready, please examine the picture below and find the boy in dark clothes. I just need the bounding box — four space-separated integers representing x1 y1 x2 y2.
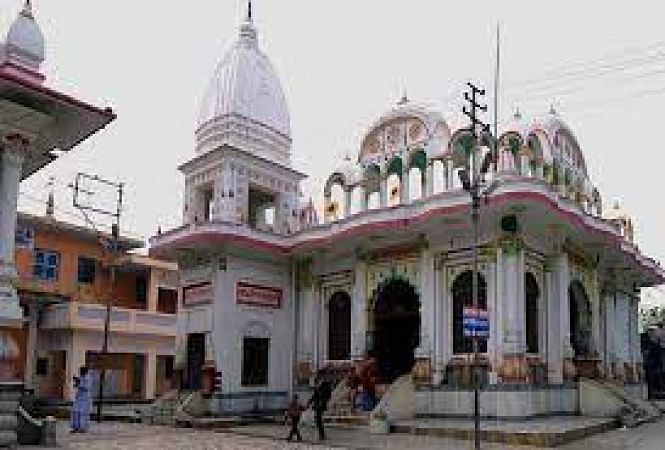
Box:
308 379 332 441
285 394 304 442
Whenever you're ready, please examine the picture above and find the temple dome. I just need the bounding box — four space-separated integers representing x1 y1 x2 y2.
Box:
195 10 291 164
4 1 44 73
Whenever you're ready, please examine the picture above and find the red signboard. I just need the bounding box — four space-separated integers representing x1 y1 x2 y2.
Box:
183 282 213 306
236 282 282 309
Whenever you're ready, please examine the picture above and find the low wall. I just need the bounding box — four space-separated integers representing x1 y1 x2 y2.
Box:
209 390 288 416
416 384 577 419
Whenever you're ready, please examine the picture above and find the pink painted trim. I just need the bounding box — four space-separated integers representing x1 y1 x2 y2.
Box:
152 190 664 281
0 68 115 119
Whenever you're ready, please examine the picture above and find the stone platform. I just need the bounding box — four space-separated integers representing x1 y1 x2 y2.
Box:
391 416 619 447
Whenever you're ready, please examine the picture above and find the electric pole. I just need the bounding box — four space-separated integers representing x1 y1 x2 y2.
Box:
461 82 493 450
72 172 124 423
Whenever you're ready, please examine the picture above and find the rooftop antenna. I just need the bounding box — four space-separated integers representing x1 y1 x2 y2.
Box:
247 0 252 21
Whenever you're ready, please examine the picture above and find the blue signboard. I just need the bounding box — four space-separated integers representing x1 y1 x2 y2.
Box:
463 307 489 338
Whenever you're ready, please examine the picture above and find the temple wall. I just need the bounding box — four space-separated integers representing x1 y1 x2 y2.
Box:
211 254 292 414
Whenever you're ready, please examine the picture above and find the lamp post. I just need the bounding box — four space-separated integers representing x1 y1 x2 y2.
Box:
459 82 495 450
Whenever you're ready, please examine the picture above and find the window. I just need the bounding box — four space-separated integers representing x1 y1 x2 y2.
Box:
241 337 269 386
36 358 48 376
157 287 177 314
135 276 147 303
77 256 96 284
33 249 59 281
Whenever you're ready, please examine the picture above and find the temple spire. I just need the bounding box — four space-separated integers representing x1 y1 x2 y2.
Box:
22 0 33 18
247 0 252 22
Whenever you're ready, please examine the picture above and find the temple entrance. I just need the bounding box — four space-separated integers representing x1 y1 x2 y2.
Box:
569 280 591 358
328 291 351 360
370 277 420 383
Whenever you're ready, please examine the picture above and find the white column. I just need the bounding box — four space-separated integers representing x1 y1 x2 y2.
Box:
590 270 601 357
0 147 26 323
344 188 352 218
418 248 434 360
445 158 454 190
557 254 572 359
501 247 525 354
426 163 434 197
487 255 499 383
604 292 616 376
351 259 367 359
400 172 410 204
543 267 559 382
494 248 505 373
360 187 368 212
631 294 641 368
379 176 388 207
433 257 445 384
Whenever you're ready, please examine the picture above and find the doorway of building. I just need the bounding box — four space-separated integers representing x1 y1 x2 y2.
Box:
186 333 205 390
370 277 420 383
328 291 351 360
569 280 591 358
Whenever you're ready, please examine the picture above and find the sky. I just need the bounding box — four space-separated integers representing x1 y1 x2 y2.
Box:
4 0 665 302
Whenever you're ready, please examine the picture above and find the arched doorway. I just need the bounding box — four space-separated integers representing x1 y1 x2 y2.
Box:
370 277 420 383
452 270 487 354
525 272 540 353
328 291 351 360
569 280 591 357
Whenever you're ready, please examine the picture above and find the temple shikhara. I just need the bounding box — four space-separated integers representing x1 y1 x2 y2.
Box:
150 4 665 418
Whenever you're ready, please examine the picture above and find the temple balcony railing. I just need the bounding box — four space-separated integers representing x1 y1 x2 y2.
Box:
40 301 176 337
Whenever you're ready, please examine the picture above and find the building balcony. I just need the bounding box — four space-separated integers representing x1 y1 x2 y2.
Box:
40 301 176 337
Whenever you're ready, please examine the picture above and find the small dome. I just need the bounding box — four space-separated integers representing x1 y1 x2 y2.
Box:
197 15 290 138
334 155 362 186
5 1 44 69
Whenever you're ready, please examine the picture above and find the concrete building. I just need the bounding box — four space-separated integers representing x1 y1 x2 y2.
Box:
11 212 179 402
150 4 665 418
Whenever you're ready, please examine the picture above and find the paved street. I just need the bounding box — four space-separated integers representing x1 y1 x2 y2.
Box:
20 418 665 449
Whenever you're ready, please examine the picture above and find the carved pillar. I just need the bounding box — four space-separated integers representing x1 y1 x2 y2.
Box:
359 186 368 212
445 157 454 190
344 188 352 218
400 171 410 205
433 255 446 384
425 162 434 197
498 238 527 382
351 257 368 359
544 257 562 383
0 137 28 325
379 175 388 208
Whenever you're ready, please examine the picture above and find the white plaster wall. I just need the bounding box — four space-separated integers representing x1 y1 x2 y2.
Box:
214 255 292 395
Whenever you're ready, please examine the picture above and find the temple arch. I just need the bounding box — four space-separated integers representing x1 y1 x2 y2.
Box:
452 270 487 354
569 280 591 358
327 291 351 360
370 277 420 382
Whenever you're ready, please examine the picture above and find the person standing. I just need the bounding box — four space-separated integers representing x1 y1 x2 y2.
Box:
308 379 332 441
70 366 92 433
285 394 304 442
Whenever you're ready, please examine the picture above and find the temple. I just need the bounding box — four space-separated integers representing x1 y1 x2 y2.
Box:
150 3 664 418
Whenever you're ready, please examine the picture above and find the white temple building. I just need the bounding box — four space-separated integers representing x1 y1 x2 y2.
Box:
150 4 665 418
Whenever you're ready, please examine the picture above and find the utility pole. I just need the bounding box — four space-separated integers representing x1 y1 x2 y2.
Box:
72 172 124 423
461 82 493 450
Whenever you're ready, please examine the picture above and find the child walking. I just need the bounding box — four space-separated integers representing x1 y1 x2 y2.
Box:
285 394 304 442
